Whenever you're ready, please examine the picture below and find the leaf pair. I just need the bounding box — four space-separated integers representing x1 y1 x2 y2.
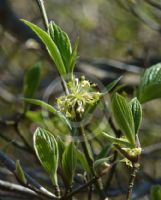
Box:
34 128 77 187
111 93 142 147
22 20 78 77
48 21 78 75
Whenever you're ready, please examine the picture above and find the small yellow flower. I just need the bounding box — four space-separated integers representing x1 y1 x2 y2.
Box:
122 147 142 158
57 76 102 119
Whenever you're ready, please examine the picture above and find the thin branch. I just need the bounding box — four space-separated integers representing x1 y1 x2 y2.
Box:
66 177 97 199
126 164 139 200
35 0 69 96
0 150 57 199
77 123 105 198
0 179 39 199
36 0 49 30
104 118 121 193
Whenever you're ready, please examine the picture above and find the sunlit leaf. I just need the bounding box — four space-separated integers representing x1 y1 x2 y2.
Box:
105 76 122 93
129 97 142 134
138 63 161 103
23 62 41 98
102 132 132 147
56 136 65 161
96 144 112 160
24 98 71 129
22 20 66 75
111 93 135 146
33 127 59 186
62 142 77 186
69 38 79 74
48 21 72 73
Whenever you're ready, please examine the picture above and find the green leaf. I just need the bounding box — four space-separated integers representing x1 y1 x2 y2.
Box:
138 63 161 103
15 160 27 185
105 76 122 93
56 137 65 161
93 157 111 175
69 38 79 74
25 98 57 113
129 97 142 134
22 20 66 75
151 185 161 200
62 142 77 186
76 150 91 174
33 127 59 186
96 144 112 160
24 98 71 129
48 21 72 73
102 132 132 147
23 62 41 98
111 93 135 146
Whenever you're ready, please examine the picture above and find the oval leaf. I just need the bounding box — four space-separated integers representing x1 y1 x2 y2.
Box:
33 127 59 186
111 93 135 146
129 97 142 134
22 20 66 75
138 63 161 103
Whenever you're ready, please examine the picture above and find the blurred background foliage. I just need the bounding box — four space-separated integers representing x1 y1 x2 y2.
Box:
1 0 161 199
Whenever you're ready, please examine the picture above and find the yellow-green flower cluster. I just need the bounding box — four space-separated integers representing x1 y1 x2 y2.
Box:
57 76 102 119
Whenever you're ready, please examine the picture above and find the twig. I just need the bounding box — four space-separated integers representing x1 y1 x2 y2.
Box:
126 164 139 200
0 179 39 198
66 161 118 199
0 150 58 199
104 117 121 193
66 177 97 199
88 184 93 200
77 123 104 198
36 0 49 30
35 0 69 96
